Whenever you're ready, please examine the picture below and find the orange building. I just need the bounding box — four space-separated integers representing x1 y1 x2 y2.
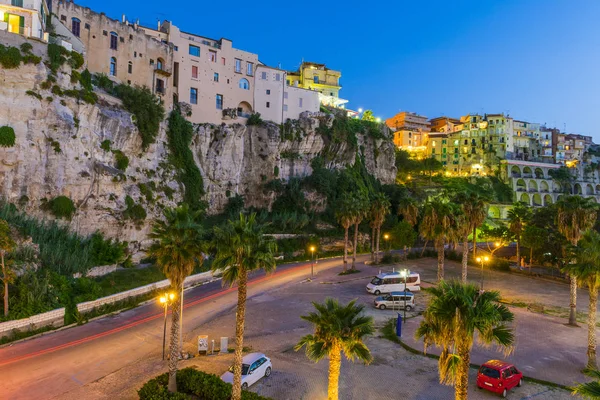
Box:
385 111 430 151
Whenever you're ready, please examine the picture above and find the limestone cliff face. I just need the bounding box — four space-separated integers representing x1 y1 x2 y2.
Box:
0 39 397 250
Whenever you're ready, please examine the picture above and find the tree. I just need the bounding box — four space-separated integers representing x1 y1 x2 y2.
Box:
398 197 419 228
572 369 600 399
0 219 15 317
212 213 277 400
335 198 354 272
350 195 368 271
369 193 390 264
361 110 375 122
521 225 546 269
557 196 598 326
507 202 532 269
416 280 515 400
390 220 417 257
148 205 206 393
479 224 513 255
566 230 600 369
549 167 574 193
295 298 374 400
420 199 456 281
454 193 487 283
421 157 444 183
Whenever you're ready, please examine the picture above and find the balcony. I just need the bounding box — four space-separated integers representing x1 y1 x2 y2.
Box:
0 22 30 36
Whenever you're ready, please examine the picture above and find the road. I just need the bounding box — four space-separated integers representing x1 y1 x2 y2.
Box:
0 255 358 400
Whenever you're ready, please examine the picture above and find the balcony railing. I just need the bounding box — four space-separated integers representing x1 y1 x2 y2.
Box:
0 23 29 36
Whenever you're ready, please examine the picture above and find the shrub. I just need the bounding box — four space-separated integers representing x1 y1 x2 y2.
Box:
247 113 263 126
20 42 33 53
26 90 42 100
100 140 111 152
47 43 69 73
22 54 41 65
113 150 129 171
40 80 52 90
93 73 114 91
0 45 22 68
0 126 16 147
51 85 63 96
79 69 93 91
48 196 76 219
71 70 81 84
274 165 279 177
69 51 84 69
123 195 146 221
380 253 402 264
490 258 510 272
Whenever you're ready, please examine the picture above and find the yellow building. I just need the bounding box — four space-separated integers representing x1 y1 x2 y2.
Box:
386 111 430 158
287 62 347 108
0 0 49 41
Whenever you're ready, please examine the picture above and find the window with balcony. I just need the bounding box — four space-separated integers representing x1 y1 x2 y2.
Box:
216 94 223 109
189 45 200 57
110 32 118 50
190 88 198 104
239 78 250 90
71 18 81 37
157 58 164 70
234 59 241 73
109 57 117 76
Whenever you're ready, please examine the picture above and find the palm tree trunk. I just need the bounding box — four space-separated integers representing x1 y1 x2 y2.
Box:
529 247 533 275
370 226 375 262
461 238 468 284
375 226 381 264
232 269 248 400
343 226 348 272
167 284 181 393
455 341 470 400
472 226 477 255
352 223 359 271
587 286 598 369
421 240 428 257
1 250 7 317
328 345 342 400
569 275 578 326
437 242 445 281
516 238 520 268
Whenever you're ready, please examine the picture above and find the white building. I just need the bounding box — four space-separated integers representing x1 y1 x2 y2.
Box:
0 0 49 41
254 65 319 124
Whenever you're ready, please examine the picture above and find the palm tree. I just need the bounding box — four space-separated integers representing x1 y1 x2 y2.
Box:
212 213 277 400
557 195 598 326
573 369 600 399
566 230 600 369
416 280 515 400
350 196 368 271
295 298 374 400
148 205 206 393
0 219 15 317
420 199 456 281
369 193 390 264
507 202 531 269
398 197 419 227
335 198 354 272
454 193 487 283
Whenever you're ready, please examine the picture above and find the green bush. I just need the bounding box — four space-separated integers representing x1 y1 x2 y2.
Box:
40 80 52 90
69 51 84 69
71 70 81 84
100 140 111 152
0 126 16 147
112 150 129 171
47 43 69 73
26 90 42 100
247 113 264 126
123 195 146 221
20 42 33 54
138 368 272 400
79 69 93 91
93 73 114 91
48 196 76 219
51 85 63 96
490 258 510 272
0 45 22 68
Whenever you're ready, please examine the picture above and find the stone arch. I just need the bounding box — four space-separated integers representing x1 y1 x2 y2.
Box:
237 101 253 118
532 193 542 206
516 179 526 192
523 166 533 177
574 183 583 195
529 180 538 192
520 192 531 205
535 167 544 179
488 206 501 219
511 165 521 177
557 194 564 202
554 181 562 193
544 194 553 206
540 180 549 192
586 184 594 195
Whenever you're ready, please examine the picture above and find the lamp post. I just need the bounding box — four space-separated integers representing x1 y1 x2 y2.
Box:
400 269 408 322
384 234 390 254
159 292 175 360
310 246 316 279
476 256 489 291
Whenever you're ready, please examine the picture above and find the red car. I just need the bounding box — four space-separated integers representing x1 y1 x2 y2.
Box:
476 360 523 398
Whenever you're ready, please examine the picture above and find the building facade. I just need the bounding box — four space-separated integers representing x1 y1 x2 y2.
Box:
0 0 48 41
53 0 174 108
253 65 319 124
287 62 346 108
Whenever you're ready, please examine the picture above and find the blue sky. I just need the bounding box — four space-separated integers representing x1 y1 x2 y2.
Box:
73 0 600 140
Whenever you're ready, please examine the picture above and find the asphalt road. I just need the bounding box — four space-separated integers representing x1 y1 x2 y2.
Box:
0 255 362 400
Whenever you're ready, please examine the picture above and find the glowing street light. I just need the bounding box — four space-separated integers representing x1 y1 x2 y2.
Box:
476 256 490 291
384 234 391 253
358 108 363 113
159 292 176 360
375 117 381 123
310 246 316 279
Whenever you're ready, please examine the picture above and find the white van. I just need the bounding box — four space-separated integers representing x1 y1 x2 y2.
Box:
374 291 415 310
366 272 421 295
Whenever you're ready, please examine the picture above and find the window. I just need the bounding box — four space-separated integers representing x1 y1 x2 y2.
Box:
299 98 303 107
103 30 108 36
110 32 118 50
283 92 288 99
71 18 81 37
246 62 253 76
156 78 165 94
85 23 90 30
150 59 155 66
286 80 290 86
283 104 288 111
216 94 223 109
221 57 226 65
189 45 200 57
128 61 132 74
191 66 198 79
235 59 242 73
157 58 164 70
61 14 67 21
313 75 319 84
214 72 219 82
190 88 198 104
120 37 124 43
266 102 270 108
109 57 117 76
266 89 270 95
174 46 178 51
261 71 267 80
275 73 280 81
239 78 249 90
209 50 217 62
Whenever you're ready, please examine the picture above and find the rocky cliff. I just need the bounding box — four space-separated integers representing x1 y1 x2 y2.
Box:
0 35 397 250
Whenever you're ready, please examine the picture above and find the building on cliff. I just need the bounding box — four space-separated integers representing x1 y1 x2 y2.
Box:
385 111 431 157
286 62 347 109
253 65 319 124
52 0 174 110
0 0 49 41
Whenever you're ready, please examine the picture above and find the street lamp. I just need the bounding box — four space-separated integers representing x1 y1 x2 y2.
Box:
159 292 175 360
400 269 408 323
476 256 489 291
384 234 390 254
310 246 316 279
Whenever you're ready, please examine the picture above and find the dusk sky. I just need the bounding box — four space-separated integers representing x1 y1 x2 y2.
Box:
74 0 600 141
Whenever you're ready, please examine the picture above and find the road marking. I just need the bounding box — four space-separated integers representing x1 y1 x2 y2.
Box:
0 262 312 367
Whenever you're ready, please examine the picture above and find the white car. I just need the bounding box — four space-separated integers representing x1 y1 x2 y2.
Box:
220 352 272 390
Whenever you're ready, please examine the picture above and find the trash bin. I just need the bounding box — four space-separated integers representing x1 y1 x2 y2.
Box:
396 313 402 337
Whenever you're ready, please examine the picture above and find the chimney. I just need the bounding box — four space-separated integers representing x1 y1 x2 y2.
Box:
157 20 160 30
122 14 126 23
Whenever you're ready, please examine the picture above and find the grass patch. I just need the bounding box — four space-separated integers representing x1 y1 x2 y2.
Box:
339 269 361 276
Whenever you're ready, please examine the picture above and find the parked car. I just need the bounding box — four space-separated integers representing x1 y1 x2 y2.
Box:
374 291 415 310
221 352 272 390
477 360 523 398
366 272 421 294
